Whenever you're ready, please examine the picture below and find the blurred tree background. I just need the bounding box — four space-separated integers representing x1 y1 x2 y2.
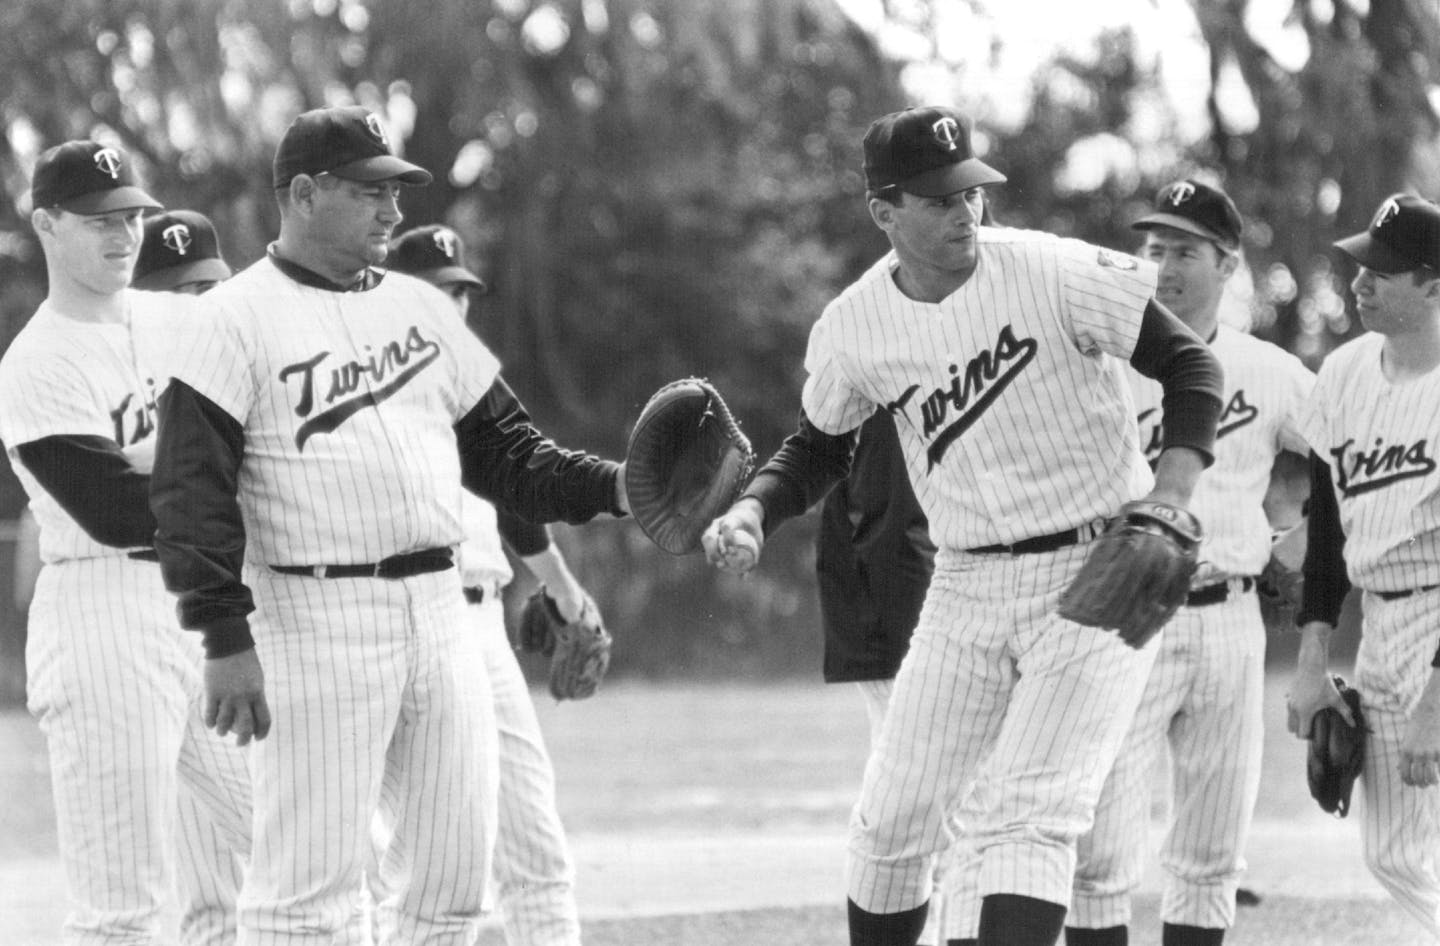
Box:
0 0 1435 698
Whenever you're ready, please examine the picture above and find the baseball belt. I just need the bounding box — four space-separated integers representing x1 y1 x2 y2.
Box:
270 547 453 580
1373 583 1440 601
966 519 1107 556
1185 576 1255 607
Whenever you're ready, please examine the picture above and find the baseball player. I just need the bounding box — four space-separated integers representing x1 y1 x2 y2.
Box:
703 105 1223 946
147 106 627 945
943 181 1315 946
1286 192 1440 940
377 223 592 946
0 142 251 944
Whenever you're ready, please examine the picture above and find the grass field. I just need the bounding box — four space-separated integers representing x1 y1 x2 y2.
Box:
0 672 1431 945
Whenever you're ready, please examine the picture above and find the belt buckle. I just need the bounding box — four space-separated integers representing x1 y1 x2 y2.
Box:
373 557 394 580
315 564 330 579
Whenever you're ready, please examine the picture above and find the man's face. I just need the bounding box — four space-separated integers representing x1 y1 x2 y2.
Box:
439 281 471 321
1140 228 1234 327
1350 266 1439 335
41 207 145 295
873 187 986 277
310 174 404 271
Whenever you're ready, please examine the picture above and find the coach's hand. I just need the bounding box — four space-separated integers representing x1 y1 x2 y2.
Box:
1402 672 1440 788
703 498 765 574
205 649 271 746
1287 621 1350 738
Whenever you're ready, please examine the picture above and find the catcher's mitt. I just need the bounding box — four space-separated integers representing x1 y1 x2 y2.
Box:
624 378 754 555
1308 676 1366 817
1057 500 1203 648
518 587 612 701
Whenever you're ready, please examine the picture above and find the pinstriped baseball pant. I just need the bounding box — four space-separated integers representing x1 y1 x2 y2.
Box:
1353 589 1440 941
25 557 252 946
845 545 1156 915
241 567 497 946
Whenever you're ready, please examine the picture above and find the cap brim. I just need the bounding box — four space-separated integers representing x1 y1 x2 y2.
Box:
58 187 163 214
1133 213 1235 249
330 156 433 186
899 159 1007 197
415 265 486 291
132 257 232 291
1333 232 1418 274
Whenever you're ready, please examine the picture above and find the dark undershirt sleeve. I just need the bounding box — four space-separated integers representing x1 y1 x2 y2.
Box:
1128 299 1224 466
1296 451 1350 628
455 377 623 525
15 435 156 548
740 410 857 536
150 380 255 659
497 507 552 557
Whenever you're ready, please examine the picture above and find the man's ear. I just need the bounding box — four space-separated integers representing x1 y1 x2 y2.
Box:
868 196 896 232
31 207 54 234
288 174 317 212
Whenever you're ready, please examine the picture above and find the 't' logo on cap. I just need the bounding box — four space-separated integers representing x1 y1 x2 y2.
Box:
364 113 390 147
1374 197 1401 229
93 148 122 180
162 224 192 256
1168 181 1195 206
932 117 962 152
432 229 458 260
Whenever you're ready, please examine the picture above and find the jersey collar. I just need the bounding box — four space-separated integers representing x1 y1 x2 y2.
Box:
267 244 385 292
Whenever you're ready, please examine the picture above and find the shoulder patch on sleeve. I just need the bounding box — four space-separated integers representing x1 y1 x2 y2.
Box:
1097 248 1139 270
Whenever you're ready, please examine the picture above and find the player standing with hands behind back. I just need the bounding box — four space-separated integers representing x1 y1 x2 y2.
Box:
705 105 1223 946
1287 193 1440 940
149 106 629 944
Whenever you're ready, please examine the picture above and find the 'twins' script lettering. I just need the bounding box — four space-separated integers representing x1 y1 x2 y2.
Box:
1330 436 1437 497
279 326 442 450
887 325 1039 471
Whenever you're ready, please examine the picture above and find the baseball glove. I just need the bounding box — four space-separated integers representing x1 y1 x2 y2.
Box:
1257 519 1306 611
624 378 754 555
518 587 613 701
1308 676 1366 817
1057 500 1203 648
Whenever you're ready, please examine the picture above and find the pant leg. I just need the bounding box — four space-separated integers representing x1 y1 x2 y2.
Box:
1159 590 1266 929
174 782 245 946
25 557 200 945
374 570 497 946
238 571 410 946
471 600 582 946
969 547 1157 908
1359 706 1440 940
1067 613 1184 929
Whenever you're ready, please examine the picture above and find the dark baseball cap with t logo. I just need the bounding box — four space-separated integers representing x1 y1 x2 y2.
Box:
273 106 433 189
132 210 233 291
863 106 1007 197
387 225 486 291
1334 193 1440 274
1133 179 1242 251
29 140 162 215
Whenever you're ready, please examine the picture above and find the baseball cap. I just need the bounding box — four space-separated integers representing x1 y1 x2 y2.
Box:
29 140 162 215
1133 179 1242 251
131 210 233 291
273 106 433 189
1334 193 1440 275
862 106 1007 197
387 225 486 291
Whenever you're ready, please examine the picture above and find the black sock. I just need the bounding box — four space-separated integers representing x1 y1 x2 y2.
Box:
1065 926 1128 946
848 898 930 946
1161 923 1224 946
977 893 1067 946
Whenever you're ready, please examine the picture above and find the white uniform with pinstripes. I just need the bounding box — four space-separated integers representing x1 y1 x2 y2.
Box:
0 293 252 945
1301 331 1440 939
371 492 581 946
164 259 502 946
805 228 1163 915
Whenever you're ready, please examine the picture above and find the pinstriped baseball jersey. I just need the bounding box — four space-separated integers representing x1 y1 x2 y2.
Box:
1129 325 1315 579
1300 332 1440 591
0 291 193 561
164 260 498 564
458 491 514 591
801 227 1158 551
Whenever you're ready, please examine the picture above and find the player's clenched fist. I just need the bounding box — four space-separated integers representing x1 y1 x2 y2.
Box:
703 498 765 574
204 648 272 746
